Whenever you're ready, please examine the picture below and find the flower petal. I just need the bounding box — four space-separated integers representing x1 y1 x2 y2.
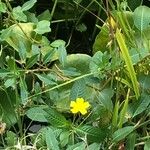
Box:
76 98 84 104
80 109 87 115
70 101 76 107
84 102 90 108
71 108 78 114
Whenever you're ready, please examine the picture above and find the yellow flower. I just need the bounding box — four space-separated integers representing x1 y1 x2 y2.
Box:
70 98 90 115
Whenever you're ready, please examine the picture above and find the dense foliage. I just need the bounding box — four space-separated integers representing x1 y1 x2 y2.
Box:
0 0 150 149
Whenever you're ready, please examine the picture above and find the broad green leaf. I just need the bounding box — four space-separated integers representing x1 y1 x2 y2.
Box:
133 93 150 117
98 88 113 111
76 125 108 142
144 139 150 150
64 54 91 74
138 74 150 91
26 107 48 122
22 0 37 11
112 126 134 142
133 6 150 31
58 45 67 66
50 40 66 48
70 79 86 100
0 69 11 78
93 24 109 53
26 54 39 68
5 131 17 146
4 78 16 88
0 89 17 126
12 6 27 22
62 68 81 77
34 20 51 34
37 9 51 21
43 49 56 64
45 127 60 150
59 131 70 147
66 142 86 150
35 73 57 86
45 108 70 128
0 2 7 13
88 143 101 150
126 132 136 150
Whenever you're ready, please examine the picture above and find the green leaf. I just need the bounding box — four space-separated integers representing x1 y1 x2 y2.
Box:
43 49 56 64
66 142 86 150
19 77 28 104
45 127 60 150
26 54 39 68
58 45 67 66
36 73 57 86
0 69 11 78
26 107 48 122
12 6 27 22
126 132 136 150
18 41 27 61
144 139 150 150
45 108 70 128
76 23 87 32
76 125 108 142
22 0 37 11
34 20 51 34
59 131 70 147
5 131 17 146
88 143 101 150
37 9 51 21
98 88 113 111
4 78 16 88
138 74 150 91
0 2 7 13
133 93 150 117
112 126 134 142
70 79 86 100
116 29 140 99
50 40 66 48
133 6 150 31
118 89 130 128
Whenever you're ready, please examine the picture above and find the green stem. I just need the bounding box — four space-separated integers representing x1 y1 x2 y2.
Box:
50 0 58 21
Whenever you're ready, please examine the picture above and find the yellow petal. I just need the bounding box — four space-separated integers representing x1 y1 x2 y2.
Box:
84 102 90 108
76 98 84 104
70 101 76 107
80 109 87 115
71 108 78 114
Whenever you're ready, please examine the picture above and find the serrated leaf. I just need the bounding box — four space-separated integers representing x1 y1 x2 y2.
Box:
70 79 86 100
112 126 134 142
18 41 27 61
45 127 60 150
12 6 27 22
26 54 39 68
98 88 113 111
4 78 16 88
22 0 37 11
36 73 57 86
0 69 11 78
133 93 150 117
19 78 28 104
66 142 86 150
126 132 136 150
34 20 51 34
60 131 70 147
45 108 70 128
88 143 101 150
26 107 48 122
0 2 7 13
76 125 108 142
58 45 67 66
43 49 56 64
133 6 150 31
